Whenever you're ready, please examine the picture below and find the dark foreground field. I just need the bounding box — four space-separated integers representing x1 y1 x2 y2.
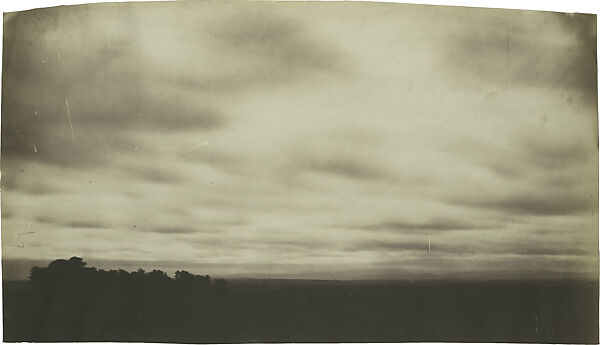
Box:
4 277 598 343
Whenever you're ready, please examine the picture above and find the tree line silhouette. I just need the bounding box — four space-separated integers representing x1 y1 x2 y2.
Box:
29 256 228 294
3 256 598 343
9 257 229 342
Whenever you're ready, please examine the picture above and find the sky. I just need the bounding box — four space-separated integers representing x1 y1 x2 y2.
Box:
1 1 598 280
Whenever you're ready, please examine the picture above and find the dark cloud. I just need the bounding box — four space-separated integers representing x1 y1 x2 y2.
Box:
146 226 201 234
180 148 243 174
518 135 594 170
454 191 595 216
34 215 55 224
1 167 64 195
1 5 230 171
66 220 107 229
175 8 345 90
347 236 592 257
262 237 337 250
502 241 590 256
297 155 394 182
19 182 61 196
1 1 343 178
34 216 107 229
350 218 492 233
2 8 127 166
182 234 338 253
2 79 227 171
343 240 427 253
446 130 596 192
440 10 597 106
124 164 184 185
550 12 597 107
64 82 228 132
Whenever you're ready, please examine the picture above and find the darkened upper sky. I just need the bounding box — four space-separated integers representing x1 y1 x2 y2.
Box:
2 1 597 279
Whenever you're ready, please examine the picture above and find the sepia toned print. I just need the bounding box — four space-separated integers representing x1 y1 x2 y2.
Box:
1 1 598 343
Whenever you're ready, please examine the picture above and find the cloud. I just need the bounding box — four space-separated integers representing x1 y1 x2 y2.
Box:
34 215 56 225
346 236 592 257
171 6 345 90
518 134 594 170
66 220 107 229
458 192 595 216
300 156 391 181
1 2 596 281
450 135 594 179
439 9 596 106
1 1 346 175
64 83 228 132
13 181 61 196
147 226 198 234
349 218 494 233
180 147 244 175
124 164 185 185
